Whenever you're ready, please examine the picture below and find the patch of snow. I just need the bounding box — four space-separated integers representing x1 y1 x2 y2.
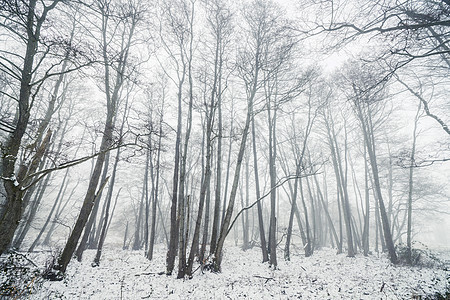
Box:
28 246 449 299
1 174 19 186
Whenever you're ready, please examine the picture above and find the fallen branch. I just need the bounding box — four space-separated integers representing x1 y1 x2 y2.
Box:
254 275 274 283
135 272 161 276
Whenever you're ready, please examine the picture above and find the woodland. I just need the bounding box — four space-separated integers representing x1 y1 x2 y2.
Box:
0 0 449 298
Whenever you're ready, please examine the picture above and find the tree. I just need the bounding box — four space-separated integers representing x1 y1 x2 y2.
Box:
159 0 193 275
343 62 398 264
206 0 233 258
308 0 450 137
0 0 79 255
212 0 295 271
53 0 144 275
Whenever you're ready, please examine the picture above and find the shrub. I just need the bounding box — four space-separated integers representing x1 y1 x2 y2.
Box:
396 242 445 268
0 251 42 299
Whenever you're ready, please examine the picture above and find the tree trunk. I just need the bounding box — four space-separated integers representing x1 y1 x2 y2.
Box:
267 95 278 268
284 168 299 261
251 116 269 262
76 151 110 259
147 104 163 260
355 97 397 264
213 76 255 271
0 0 47 255
407 101 421 264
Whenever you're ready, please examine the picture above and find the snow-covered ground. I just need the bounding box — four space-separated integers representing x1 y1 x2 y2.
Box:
15 245 450 299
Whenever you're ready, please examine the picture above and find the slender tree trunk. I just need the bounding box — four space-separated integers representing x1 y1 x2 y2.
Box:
148 105 164 260
355 98 397 264
407 101 421 264
251 116 269 262
133 153 149 250
362 142 370 256
284 167 299 261
213 73 256 271
267 96 278 268
94 96 129 265
314 174 339 252
54 5 137 273
177 4 196 278
221 105 234 225
93 186 122 266
299 177 312 257
325 113 354 257
29 169 68 251
123 221 129 250
166 47 186 276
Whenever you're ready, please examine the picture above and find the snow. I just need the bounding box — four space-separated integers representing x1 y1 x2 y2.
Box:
26 246 449 299
1 174 19 187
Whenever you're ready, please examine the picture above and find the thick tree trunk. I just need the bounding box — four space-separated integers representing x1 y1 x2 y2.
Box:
76 151 110 259
0 0 41 255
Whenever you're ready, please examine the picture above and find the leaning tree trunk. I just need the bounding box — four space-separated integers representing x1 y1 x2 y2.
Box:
75 151 110 260
54 4 136 273
93 154 122 267
212 77 255 271
93 96 129 266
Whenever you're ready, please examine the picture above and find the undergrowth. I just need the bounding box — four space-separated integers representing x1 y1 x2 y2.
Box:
0 251 42 299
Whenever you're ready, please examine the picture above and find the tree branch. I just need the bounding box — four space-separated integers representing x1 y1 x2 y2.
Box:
226 172 319 236
395 75 450 136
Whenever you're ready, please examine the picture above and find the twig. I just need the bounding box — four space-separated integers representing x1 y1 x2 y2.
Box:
9 250 38 267
134 272 159 276
254 275 274 284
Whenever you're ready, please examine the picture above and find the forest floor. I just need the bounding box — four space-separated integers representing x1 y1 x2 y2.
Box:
4 244 450 299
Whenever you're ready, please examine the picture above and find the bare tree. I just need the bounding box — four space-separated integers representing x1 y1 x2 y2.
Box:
212 0 295 271
343 62 398 264
53 0 144 275
0 0 86 255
